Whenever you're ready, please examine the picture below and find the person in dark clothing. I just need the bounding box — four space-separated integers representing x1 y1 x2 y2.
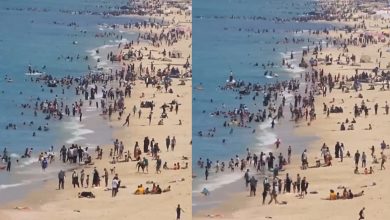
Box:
6 160 11 172
123 113 130 126
249 176 258 196
166 136 171 152
58 170 65 190
72 171 80 188
359 207 365 220
176 204 184 220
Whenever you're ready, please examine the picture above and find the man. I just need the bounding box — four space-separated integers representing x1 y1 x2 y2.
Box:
112 174 119 197
244 169 250 187
123 113 130 126
171 136 176 151
72 170 79 188
103 168 109 187
381 152 387 170
156 156 162 174
359 207 365 220
354 150 360 167
143 157 149 173
6 159 11 172
249 176 258 196
176 204 184 220
58 170 65 190
165 136 171 151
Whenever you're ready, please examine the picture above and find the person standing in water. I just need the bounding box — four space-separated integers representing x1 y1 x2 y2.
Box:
6 159 11 172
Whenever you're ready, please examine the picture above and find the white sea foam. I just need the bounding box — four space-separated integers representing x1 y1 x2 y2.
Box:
256 129 277 145
192 172 243 193
115 38 129 44
19 157 38 168
0 180 31 190
99 44 116 49
10 153 20 158
64 120 94 144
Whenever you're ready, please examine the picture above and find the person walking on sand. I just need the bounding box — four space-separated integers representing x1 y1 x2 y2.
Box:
176 204 184 220
359 207 365 220
171 136 176 151
156 156 162 174
354 150 360 167
103 168 109 187
166 136 171 151
148 112 152 125
112 175 119 197
58 170 65 190
123 113 130 126
205 168 209 180
249 176 258 196
380 152 387 170
262 177 270 205
268 187 280 205
72 170 80 188
80 169 85 187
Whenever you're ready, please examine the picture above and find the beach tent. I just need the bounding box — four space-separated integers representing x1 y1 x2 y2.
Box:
360 55 371 63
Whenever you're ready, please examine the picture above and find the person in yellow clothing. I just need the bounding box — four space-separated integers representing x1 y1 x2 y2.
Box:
329 189 337 200
134 184 145 195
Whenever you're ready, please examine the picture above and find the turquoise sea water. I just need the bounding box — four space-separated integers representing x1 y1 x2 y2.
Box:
0 0 143 202
192 0 335 211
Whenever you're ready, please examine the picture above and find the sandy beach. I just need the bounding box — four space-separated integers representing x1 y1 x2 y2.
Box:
194 0 390 219
0 0 192 219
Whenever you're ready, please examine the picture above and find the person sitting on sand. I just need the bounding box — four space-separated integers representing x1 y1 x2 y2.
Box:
342 188 348 199
354 166 360 174
340 122 346 131
151 185 162 194
181 162 188 169
163 162 169 169
348 190 364 199
329 189 337 200
162 185 171 193
369 166 374 174
134 184 145 195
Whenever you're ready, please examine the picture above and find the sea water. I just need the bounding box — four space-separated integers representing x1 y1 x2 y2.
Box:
192 0 334 212
0 0 144 203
